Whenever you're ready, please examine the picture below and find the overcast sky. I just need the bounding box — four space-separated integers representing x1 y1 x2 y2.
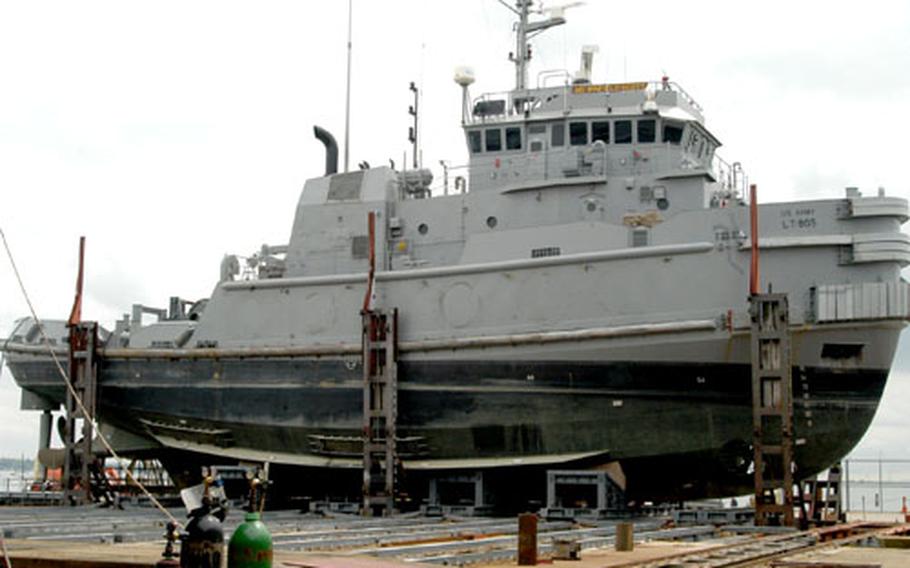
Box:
1 1 909 465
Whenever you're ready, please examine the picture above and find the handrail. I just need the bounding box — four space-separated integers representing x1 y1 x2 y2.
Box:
467 79 704 124
536 69 571 88
712 153 747 199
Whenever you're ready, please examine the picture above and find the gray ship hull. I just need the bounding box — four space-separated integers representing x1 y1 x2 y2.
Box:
7 320 898 501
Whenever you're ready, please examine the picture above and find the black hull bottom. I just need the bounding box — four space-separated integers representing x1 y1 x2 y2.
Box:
9 357 887 504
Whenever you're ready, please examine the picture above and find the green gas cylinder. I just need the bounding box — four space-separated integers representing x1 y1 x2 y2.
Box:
227 512 273 568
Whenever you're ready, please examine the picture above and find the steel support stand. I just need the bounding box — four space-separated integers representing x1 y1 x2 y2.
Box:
37 409 52 482
362 308 399 516
63 321 99 506
805 463 844 524
750 293 795 526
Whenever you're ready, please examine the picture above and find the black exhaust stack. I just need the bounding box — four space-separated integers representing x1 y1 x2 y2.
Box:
313 126 339 176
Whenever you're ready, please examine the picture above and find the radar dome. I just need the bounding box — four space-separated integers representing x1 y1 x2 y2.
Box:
454 66 475 87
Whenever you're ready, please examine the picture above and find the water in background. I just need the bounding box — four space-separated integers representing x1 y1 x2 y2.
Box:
0 469 29 492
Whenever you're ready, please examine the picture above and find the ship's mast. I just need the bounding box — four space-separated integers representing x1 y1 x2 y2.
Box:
514 1 530 91
343 0 353 172
502 0 567 91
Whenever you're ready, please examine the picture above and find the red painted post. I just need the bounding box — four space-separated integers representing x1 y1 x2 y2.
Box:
749 184 759 295
362 212 376 313
68 236 86 326
517 513 537 566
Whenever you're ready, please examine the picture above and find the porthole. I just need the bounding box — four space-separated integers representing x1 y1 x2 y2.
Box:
657 198 669 211
418 223 429 235
486 216 498 229
586 201 597 212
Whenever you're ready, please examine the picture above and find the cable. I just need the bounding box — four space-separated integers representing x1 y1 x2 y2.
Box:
0 526 11 568
0 227 181 528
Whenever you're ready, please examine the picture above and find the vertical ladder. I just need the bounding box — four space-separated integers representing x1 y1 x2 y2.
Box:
750 293 795 526
362 308 398 516
63 321 99 506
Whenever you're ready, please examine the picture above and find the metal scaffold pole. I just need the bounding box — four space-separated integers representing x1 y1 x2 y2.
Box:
62 237 97 506
748 184 798 526
361 308 399 516
750 293 795 526
63 321 100 505
360 210 399 516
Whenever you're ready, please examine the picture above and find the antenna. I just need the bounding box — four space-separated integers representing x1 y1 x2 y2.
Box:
500 0 579 91
454 66 475 124
408 82 419 169
343 0 353 173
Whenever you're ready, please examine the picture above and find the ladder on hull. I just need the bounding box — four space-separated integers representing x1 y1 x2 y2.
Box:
362 308 399 516
750 293 795 526
63 321 100 506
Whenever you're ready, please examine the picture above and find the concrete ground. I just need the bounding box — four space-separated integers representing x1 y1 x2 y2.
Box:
473 540 721 568
5 537 910 568
3 539 439 568
759 545 910 568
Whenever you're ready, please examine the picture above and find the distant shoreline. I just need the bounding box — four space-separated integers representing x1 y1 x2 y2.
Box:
0 457 34 471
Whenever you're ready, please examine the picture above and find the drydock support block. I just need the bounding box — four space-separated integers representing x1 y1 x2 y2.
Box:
541 469 625 520
423 472 492 516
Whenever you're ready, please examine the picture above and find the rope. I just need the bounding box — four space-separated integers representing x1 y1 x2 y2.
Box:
0 525 11 568
0 227 181 528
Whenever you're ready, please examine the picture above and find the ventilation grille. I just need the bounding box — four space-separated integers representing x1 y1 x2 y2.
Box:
328 171 364 201
531 247 561 258
631 229 649 248
351 235 369 259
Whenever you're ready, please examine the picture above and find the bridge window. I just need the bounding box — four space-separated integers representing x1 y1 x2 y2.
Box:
685 130 699 154
485 128 502 152
468 131 482 153
663 122 684 144
569 122 588 146
592 121 609 143
551 123 565 147
529 124 545 152
506 127 522 150
614 120 632 144
637 119 656 143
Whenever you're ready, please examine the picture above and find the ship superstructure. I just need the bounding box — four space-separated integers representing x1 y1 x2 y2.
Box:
4 1 909 503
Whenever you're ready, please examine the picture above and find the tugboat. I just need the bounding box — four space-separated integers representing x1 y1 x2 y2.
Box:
4 1 909 504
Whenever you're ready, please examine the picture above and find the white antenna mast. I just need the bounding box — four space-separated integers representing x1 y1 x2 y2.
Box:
343 0 353 173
